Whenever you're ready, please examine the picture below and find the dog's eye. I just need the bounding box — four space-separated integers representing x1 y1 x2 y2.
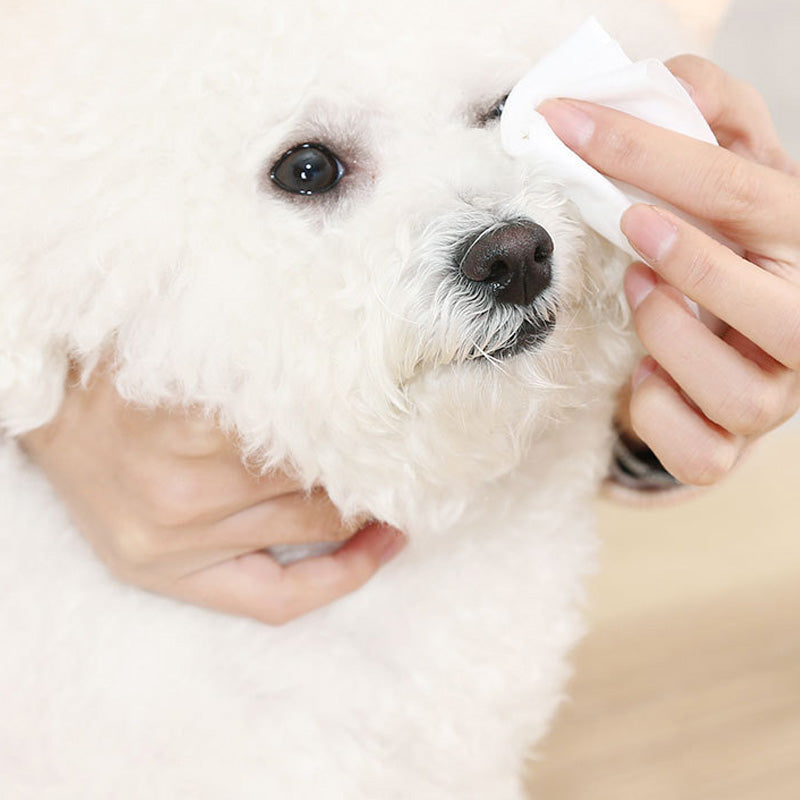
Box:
270 143 345 196
488 96 507 120
477 95 508 127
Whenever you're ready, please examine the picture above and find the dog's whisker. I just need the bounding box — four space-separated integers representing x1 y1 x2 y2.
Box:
371 283 420 328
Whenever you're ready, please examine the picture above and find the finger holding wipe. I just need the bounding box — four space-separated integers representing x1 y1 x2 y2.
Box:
499 16 718 257
502 18 800 486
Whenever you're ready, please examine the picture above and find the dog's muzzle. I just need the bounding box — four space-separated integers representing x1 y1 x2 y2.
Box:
457 220 556 360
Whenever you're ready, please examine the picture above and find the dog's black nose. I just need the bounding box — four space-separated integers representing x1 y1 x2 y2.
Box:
459 221 553 306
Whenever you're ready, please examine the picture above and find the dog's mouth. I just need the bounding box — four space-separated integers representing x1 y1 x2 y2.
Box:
481 312 556 360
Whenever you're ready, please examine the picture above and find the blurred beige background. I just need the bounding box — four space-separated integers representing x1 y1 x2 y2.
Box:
527 2 800 797
714 0 800 161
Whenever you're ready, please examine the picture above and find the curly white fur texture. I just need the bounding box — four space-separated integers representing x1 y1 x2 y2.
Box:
0 1 691 797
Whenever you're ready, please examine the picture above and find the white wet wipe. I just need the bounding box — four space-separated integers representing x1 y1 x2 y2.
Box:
500 17 717 258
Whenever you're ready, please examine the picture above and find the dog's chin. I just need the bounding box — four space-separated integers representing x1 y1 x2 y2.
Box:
476 312 556 361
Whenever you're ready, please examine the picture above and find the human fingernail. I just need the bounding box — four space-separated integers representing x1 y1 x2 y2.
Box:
621 205 678 264
681 294 702 319
631 357 657 389
378 526 408 565
675 76 696 99
625 264 657 310
537 99 595 150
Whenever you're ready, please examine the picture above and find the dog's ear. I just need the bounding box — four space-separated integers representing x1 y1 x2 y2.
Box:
659 0 732 47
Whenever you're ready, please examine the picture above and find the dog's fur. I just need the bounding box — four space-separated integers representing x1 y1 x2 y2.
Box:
0 1 691 797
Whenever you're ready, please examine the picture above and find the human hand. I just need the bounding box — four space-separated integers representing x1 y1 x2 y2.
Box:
20 369 406 623
538 55 800 485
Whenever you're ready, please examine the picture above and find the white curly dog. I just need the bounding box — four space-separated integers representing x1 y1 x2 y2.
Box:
0 0 690 797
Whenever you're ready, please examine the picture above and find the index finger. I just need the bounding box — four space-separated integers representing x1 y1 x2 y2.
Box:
537 98 800 256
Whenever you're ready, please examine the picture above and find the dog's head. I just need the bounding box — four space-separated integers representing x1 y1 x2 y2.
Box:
0 0 679 522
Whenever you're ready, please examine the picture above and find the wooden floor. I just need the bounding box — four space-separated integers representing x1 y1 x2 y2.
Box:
525 426 800 799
